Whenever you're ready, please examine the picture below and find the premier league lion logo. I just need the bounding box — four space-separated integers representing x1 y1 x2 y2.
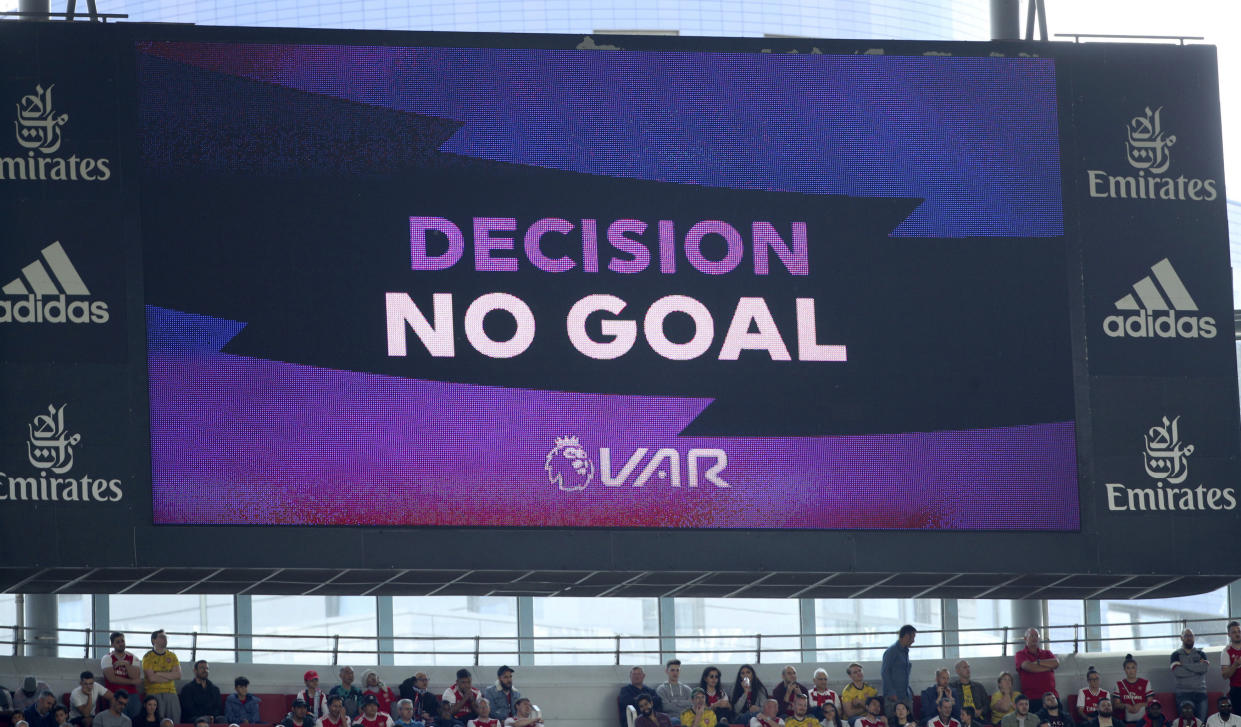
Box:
545 435 594 492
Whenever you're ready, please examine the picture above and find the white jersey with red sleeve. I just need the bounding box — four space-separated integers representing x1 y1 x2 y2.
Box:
352 713 394 727
809 689 840 712
101 651 136 694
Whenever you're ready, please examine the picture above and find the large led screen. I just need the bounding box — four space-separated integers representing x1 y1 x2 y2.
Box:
138 41 1079 529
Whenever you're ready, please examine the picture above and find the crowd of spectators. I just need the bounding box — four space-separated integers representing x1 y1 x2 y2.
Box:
618 623 1241 727
6 621 1241 727
0 632 542 727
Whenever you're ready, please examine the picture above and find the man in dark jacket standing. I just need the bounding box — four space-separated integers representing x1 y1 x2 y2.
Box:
180 661 224 724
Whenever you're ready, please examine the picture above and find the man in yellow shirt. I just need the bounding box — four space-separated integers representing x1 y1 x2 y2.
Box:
785 696 819 727
842 665 878 720
141 630 182 724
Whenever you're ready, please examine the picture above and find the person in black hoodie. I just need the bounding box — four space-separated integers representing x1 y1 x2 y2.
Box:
1037 692 1075 727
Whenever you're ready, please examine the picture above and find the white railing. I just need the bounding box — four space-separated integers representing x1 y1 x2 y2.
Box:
2 616 1235 665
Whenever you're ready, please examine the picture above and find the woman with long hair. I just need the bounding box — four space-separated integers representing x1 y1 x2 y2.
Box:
893 702 915 727
822 702 846 727
730 665 769 725
137 696 161 727
700 667 736 724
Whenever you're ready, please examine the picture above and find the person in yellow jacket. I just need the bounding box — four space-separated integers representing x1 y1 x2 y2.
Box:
785 695 819 727
682 689 718 727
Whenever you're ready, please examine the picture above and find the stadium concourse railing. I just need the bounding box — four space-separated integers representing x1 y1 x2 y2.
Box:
1 617 1235 665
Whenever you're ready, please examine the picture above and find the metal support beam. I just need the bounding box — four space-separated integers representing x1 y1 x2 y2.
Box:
234 595 252 664
18 0 49 19
659 597 676 662
1229 579 1241 620
1010 599 1042 651
24 594 58 657
377 596 394 666
799 599 816 662
1084 600 1102 652
942 599 960 660
92 595 110 658
990 0 1020 40
516 596 534 667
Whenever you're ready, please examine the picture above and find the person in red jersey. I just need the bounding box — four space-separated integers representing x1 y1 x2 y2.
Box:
930 697 962 727
1116 655 1152 725
442 671 482 723
1222 622 1241 712
1077 667 1109 723
1016 629 1060 702
102 634 143 719
809 669 840 721
318 696 349 727
354 695 393 727
362 673 396 717
854 697 886 727
464 699 498 727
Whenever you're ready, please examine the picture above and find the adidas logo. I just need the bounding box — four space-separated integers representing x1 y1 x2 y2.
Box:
0 241 109 324
1102 258 1215 339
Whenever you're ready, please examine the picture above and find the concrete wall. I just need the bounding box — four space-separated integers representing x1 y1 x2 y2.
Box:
2 648 1236 727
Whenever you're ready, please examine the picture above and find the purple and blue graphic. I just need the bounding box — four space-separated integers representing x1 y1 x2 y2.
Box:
138 40 1079 529
148 306 1079 528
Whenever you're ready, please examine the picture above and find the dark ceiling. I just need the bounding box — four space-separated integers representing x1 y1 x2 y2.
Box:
0 568 1232 599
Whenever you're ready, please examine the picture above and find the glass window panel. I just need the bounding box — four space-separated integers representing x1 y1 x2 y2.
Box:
815 599 942 663
391 596 516 666
1046 600 1085 655
956 599 1013 658
1 594 17 655
1097 585 1231 653
251 596 374 665
675 598 800 665
531 597 658 665
110 595 236 661
58 594 91 658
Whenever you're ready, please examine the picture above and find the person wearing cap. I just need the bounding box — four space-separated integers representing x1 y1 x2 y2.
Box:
441 670 482 722
354 694 394 727
95 691 132 727
464 699 497 727
398 674 437 723
681 688 717 727
362 672 396 716
226 677 261 725
298 671 330 720
482 667 522 723
332 668 364 720
13 677 53 713
282 700 317 727
503 698 541 727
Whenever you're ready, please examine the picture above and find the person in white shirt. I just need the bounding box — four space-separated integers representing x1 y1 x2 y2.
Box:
465 699 499 727
1206 698 1241 727
71 672 114 727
